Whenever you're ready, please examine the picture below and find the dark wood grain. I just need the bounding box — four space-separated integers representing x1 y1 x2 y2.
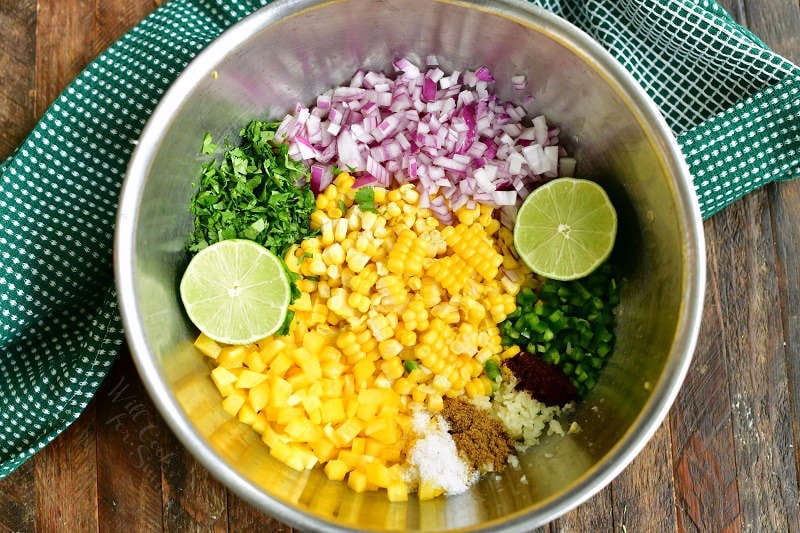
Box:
768 178 800 496
160 428 228 532
0 1 798 532
553 486 613 531
744 0 800 62
33 405 99 531
24 1 101 530
713 193 797 530
33 0 95 118
0 461 35 533
670 260 740 532
0 0 36 160
227 492 295 532
93 0 164 55
96 351 164 531
748 0 800 520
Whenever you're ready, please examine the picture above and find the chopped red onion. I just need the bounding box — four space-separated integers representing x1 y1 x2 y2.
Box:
310 163 333 194
281 58 570 223
475 65 494 82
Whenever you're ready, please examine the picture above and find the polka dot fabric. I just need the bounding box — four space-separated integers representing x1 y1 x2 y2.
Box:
0 0 797 478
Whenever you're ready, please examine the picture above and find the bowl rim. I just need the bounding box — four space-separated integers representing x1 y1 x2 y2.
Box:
115 0 706 530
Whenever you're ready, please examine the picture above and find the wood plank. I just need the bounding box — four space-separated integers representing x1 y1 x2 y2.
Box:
553 487 613 532
732 3 800 529
33 403 99 531
95 350 164 532
19 1 102 529
670 232 740 532
610 424 678 531
33 0 95 118
227 490 295 532
743 0 800 63
93 0 162 55
0 461 35 532
0 0 37 159
160 430 228 532
713 191 798 530
717 0 746 25
767 178 800 518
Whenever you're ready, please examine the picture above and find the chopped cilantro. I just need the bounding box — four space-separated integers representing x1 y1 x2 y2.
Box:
354 186 377 213
201 132 218 155
188 120 318 257
337 199 347 214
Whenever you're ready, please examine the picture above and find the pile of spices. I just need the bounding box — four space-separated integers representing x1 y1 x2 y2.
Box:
505 351 579 406
442 397 515 472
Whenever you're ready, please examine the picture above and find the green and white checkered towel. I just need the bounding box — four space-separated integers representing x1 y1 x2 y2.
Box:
1 0 798 478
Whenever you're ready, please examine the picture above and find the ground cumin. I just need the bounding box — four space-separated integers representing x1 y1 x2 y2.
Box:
441 397 515 472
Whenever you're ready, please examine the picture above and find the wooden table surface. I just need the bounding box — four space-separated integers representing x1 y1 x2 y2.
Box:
1 1 799 531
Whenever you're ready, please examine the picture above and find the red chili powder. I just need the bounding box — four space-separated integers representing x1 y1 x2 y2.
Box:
504 351 579 405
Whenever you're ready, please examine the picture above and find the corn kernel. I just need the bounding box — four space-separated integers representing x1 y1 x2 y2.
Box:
372 187 387 204
378 339 403 360
380 357 405 380
308 257 327 276
334 218 349 242
301 236 321 254
346 249 371 273
310 210 329 228
426 393 444 412
333 171 355 190
326 264 341 280
317 220 333 246
360 210 378 231
321 242 344 265
347 292 371 314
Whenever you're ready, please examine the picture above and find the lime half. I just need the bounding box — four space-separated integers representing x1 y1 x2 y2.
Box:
179 239 290 345
513 178 617 281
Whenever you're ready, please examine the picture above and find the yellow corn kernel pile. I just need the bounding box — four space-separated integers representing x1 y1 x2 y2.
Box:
199 172 520 501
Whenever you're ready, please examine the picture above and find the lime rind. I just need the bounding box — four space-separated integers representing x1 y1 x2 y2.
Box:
179 239 291 345
514 178 617 281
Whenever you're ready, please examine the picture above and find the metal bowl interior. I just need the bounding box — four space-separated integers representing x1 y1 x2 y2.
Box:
115 0 705 530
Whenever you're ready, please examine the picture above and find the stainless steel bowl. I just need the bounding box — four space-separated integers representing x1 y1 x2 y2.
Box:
115 0 705 530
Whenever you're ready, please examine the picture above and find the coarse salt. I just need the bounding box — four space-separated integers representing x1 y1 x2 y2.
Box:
406 410 478 495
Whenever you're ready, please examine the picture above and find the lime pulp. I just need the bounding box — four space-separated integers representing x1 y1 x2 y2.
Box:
513 178 617 281
179 239 291 345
